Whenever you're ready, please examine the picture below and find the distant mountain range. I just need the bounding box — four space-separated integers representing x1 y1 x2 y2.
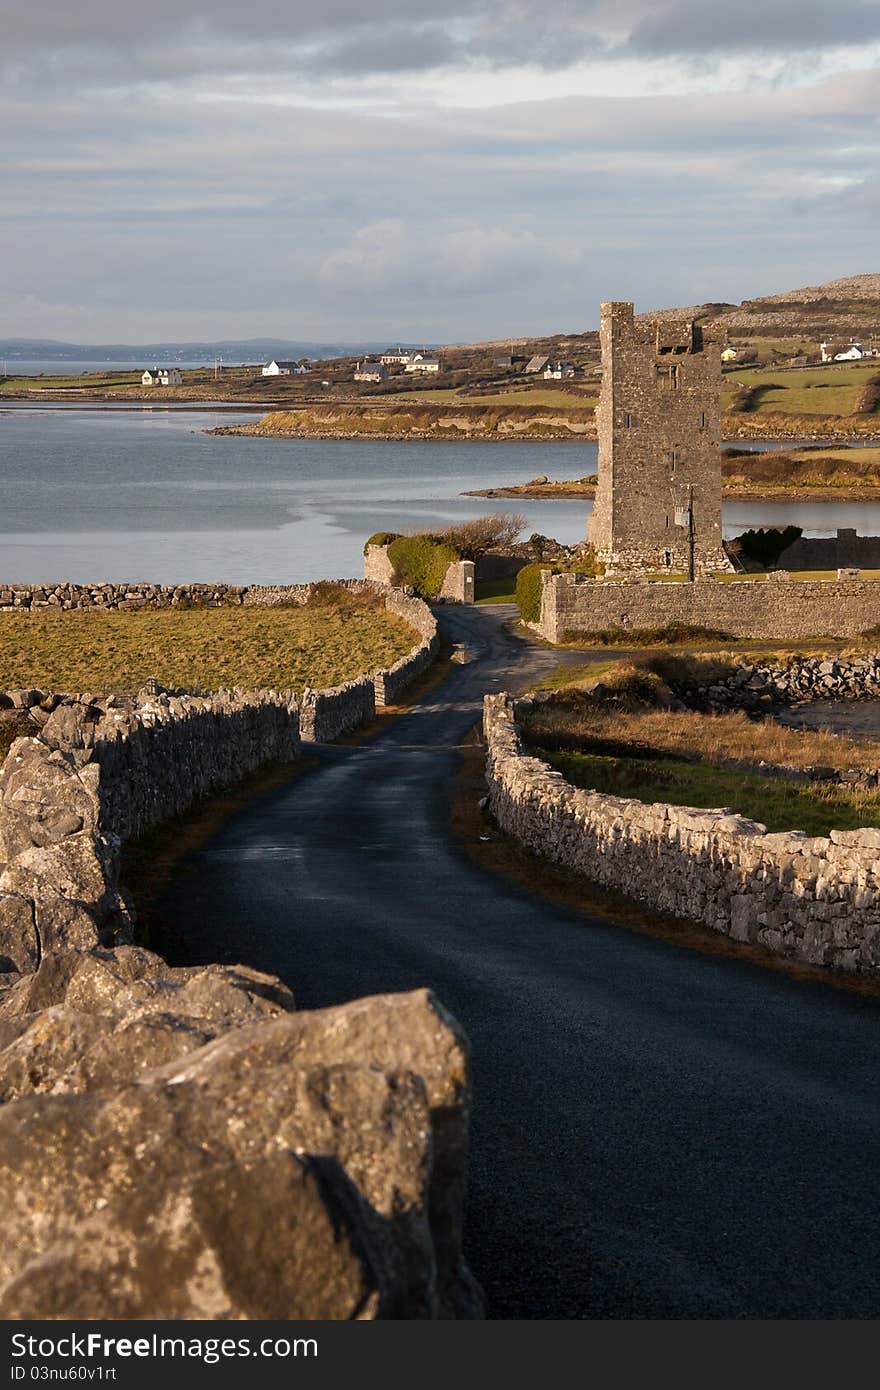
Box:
0 338 396 364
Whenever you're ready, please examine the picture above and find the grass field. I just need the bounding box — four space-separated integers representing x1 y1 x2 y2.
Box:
537 746 880 835
0 373 144 392
721 363 878 416
0 593 417 694
522 652 880 834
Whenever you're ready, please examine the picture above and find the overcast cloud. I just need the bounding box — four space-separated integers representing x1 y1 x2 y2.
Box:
2 1 878 341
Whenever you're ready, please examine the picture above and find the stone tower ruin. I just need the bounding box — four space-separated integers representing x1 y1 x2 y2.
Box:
588 301 729 574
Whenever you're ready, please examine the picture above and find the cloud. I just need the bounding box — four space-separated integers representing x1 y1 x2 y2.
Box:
1 3 878 340
626 0 880 57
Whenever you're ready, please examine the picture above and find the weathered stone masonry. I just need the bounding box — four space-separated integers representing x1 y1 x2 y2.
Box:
588 301 729 575
484 692 880 973
537 571 880 643
0 587 476 1318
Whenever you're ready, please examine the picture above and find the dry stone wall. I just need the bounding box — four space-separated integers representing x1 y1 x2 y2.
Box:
484 692 880 972
0 688 301 973
0 583 438 960
0 587 474 1320
538 571 880 643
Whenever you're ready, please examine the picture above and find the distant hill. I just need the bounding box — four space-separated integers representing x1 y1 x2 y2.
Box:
0 338 389 364
642 273 880 339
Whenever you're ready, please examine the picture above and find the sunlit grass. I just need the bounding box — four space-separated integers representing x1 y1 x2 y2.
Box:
0 597 418 695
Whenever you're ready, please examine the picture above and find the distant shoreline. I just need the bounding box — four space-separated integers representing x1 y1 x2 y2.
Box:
464 481 880 503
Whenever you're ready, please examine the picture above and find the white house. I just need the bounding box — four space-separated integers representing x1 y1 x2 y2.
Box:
261 360 299 376
353 360 388 382
821 340 866 363
380 349 412 365
403 358 441 373
142 367 183 386
542 361 576 380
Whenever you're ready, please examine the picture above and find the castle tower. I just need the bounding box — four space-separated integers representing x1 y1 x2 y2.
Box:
588 302 729 574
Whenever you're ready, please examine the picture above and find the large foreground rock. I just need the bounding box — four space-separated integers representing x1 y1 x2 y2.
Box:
0 947 481 1319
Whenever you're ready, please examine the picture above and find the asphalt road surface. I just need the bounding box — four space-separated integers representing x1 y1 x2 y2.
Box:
155 605 880 1319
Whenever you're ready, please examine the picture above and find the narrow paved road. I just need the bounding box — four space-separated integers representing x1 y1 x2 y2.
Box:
156 606 880 1319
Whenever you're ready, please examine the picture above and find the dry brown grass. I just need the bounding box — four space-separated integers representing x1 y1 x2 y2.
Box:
0 593 418 695
527 698 880 773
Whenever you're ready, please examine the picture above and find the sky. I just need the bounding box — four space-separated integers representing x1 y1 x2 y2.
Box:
2 0 879 343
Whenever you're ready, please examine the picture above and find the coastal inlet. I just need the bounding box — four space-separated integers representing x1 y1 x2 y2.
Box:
2 405 880 583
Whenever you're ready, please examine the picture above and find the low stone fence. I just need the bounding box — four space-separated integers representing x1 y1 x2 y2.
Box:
537 571 880 643
0 580 440 966
301 676 376 742
0 687 301 973
0 580 439 730
484 692 880 972
376 589 442 705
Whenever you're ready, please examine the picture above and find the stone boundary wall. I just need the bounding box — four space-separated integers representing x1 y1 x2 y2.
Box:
778 529 880 572
376 589 441 705
301 676 376 742
0 580 439 733
0 578 394 612
484 692 880 972
0 688 301 973
538 571 880 643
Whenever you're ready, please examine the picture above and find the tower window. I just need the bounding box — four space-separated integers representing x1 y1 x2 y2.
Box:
656 363 679 389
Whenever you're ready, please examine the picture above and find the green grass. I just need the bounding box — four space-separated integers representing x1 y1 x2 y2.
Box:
0 373 143 391
538 747 880 836
721 363 878 417
0 597 418 695
713 570 880 582
475 577 518 604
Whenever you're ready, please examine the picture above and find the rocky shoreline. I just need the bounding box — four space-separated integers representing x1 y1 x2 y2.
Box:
465 481 880 503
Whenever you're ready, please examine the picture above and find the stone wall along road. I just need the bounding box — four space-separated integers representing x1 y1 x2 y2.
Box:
484 690 880 972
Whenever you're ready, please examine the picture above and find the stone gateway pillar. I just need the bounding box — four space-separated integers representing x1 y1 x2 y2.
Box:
588 301 730 574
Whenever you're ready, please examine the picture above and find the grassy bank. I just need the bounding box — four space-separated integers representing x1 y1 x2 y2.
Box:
520 653 880 836
538 746 880 835
0 591 417 694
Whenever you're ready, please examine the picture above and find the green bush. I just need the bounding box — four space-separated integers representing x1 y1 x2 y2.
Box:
515 563 546 623
363 531 400 554
387 535 459 599
515 549 603 623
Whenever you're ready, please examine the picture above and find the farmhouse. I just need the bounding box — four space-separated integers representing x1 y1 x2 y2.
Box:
261 360 300 376
524 354 549 374
141 368 183 387
380 349 413 365
404 358 441 374
543 361 576 380
353 360 388 382
820 340 870 363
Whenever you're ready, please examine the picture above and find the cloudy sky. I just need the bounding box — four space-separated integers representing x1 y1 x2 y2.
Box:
3 1 879 343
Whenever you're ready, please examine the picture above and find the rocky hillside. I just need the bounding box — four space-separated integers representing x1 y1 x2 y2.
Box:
642 273 880 339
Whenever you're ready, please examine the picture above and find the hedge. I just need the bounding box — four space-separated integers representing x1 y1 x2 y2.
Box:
516 550 603 623
363 531 401 554
387 535 459 599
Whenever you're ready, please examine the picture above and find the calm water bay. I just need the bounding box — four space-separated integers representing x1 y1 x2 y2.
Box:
1 405 879 585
